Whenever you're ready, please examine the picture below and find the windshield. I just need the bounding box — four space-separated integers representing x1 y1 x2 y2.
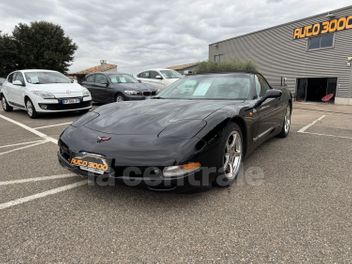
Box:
157 75 252 100
109 74 138 84
160 70 182 79
25 72 70 84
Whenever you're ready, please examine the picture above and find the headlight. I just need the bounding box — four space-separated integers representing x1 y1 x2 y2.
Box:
163 162 201 177
83 89 91 97
33 91 55 99
124 90 140 95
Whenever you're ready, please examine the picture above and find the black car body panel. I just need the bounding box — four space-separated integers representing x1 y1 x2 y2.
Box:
58 72 292 189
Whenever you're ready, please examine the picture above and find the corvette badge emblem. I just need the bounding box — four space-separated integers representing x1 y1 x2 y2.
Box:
97 136 111 143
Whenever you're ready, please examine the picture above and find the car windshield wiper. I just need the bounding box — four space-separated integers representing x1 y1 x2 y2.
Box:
152 96 165 99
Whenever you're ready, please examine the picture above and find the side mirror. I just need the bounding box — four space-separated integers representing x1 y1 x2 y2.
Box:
155 75 163 80
254 89 282 108
264 89 282 99
13 80 24 86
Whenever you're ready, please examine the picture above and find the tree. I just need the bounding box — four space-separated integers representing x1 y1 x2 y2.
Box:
0 33 19 77
196 59 257 74
0 21 77 77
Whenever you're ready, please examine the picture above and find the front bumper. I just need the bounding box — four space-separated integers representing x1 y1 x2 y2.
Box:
123 94 156 101
57 150 207 191
34 96 92 113
37 102 92 113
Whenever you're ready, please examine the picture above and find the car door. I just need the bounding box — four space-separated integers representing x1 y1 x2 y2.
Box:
12 72 26 106
254 74 283 143
136 71 150 84
2 73 15 103
82 74 97 100
93 74 111 103
147 71 165 89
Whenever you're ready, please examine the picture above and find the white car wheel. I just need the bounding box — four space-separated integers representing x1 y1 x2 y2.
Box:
1 96 13 112
26 99 37 118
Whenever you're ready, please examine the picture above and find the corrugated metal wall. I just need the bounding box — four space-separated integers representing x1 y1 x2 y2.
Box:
209 6 352 98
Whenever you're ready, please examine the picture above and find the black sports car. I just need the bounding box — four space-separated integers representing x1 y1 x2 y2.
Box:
82 72 158 103
58 72 292 191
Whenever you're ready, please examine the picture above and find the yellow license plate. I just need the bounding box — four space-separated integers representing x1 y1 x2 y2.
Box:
70 155 109 175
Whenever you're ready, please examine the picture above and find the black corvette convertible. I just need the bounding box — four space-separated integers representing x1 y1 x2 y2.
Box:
58 72 292 191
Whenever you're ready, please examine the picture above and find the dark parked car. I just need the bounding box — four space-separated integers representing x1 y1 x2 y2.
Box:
58 72 292 192
81 72 158 103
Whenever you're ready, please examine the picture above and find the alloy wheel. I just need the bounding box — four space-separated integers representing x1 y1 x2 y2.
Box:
115 95 124 102
284 105 291 134
2 97 7 110
26 100 34 117
223 131 242 180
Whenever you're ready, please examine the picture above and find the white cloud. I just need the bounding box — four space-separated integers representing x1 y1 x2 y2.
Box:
0 0 350 73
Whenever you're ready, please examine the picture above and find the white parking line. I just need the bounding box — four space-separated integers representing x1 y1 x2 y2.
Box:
0 140 49 156
298 115 326 133
33 122 73 130
0 173 77 186
0 180 87 210
0 140 44 149
0 114 58 144
299 131 352 140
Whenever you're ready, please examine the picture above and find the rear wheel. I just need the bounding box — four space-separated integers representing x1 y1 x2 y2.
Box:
115 94 125 102
277 104 291 138
215 123 243 187
1 95 13 112
25 99 38 118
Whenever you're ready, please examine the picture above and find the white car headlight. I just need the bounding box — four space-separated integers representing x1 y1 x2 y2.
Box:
124 90 140 95
83 89 91 97
163 162 201 177
32 91 56 99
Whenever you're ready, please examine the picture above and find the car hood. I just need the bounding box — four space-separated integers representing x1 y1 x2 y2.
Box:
84 99 237 137
110 82 156 91
28 83 85 97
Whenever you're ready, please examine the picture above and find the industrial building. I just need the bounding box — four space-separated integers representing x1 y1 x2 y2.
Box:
209 5 352 105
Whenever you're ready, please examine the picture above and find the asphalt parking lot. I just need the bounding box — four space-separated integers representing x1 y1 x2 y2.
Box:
0 103 351 263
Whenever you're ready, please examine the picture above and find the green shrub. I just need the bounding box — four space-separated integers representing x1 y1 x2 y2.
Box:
196 59 257 74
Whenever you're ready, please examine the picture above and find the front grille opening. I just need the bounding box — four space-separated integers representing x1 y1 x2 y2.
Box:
114 166 162 178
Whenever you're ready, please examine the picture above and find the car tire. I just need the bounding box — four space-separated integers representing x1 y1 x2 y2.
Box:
277 104 291 138
1 95 13 112
115 94 125 102
214 122 243 188
25 98 38 118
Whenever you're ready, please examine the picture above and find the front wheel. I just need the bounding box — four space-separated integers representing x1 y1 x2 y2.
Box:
115 94 125 102
1 95 13 112
277 104 291 138
25 99 38 118
215 123 243 187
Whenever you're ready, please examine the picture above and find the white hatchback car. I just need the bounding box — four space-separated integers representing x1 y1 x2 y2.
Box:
0 69 92 118
136 69 182 90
